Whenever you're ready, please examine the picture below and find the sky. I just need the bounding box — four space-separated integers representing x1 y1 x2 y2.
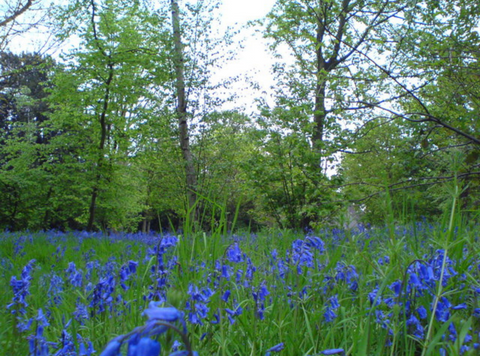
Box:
212 0 278 111
221 0 276 25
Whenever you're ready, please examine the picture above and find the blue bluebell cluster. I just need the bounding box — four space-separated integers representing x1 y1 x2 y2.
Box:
2 224 480 355
7 259 36 330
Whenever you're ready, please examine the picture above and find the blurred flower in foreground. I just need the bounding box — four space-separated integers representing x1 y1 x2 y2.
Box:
100 304 197 356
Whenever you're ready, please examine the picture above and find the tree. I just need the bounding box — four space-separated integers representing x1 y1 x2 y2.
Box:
260 0 409 153
49 0 172 231
250 0 405 227
339 0 480 215
193 111 258 229
0 52 57 230
171 0 197 221
340 118 445 223
257 0 480 224
167 0 239 228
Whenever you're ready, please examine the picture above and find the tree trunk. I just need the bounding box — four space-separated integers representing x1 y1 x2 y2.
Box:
171 0 197 221
313 79 327 147
87 65 114 231
312 14 327 150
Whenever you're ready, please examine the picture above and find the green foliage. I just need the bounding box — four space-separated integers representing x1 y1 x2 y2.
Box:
2 0 480 231
46 0 174 231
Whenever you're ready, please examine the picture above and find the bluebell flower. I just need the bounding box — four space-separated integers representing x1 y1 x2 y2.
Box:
79 339 96 356
221 264 231 280
291 239 314 272
418 263 435 284
119 261 138 290
222 290 231 303
265 342 284 355
448 322 457 342
65 262 83 288
306 235 325 252
335 263 359 291
186 285 213 325
329 295 340 309
368 287 381 306
225 303 243 324
168 351 199 356
389 280 402 297
210 312 220 324
100 303 196 356
88 274 116 315
132 338 161 356
435 297 451 323
253 283 270 303
245 257 256 282
383 297 395 308
409 272 423 290
452 303 467 310
74 302 89 324
28 309 53 356
320 348 345 355
374 310 390 329
143 304 183 322
324 308 337 323
128 260 138 274
226 243 244 263
7 259 36 329
257 302 266 320
417 305 427 319
407 314 424 339
99 339 121 356
271 249 278 260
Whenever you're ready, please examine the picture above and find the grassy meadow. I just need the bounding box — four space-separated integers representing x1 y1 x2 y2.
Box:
1 208 479 355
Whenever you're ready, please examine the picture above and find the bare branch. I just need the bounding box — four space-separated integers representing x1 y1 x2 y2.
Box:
342 171 480 203
0 0 34 28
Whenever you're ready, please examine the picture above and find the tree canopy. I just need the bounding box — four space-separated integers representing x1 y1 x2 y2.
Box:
0 0 479 231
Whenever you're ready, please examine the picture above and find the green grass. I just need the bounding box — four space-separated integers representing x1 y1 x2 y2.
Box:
0 213 479 355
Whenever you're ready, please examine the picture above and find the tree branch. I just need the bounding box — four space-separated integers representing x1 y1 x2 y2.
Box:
0 0 34 28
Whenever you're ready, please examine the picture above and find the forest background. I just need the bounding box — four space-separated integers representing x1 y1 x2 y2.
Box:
1 0 480 233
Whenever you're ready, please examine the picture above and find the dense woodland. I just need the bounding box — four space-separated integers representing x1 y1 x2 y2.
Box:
1 0 479 232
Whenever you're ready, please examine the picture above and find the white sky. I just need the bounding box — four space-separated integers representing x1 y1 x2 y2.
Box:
220 0 276 25
213 0 278 112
